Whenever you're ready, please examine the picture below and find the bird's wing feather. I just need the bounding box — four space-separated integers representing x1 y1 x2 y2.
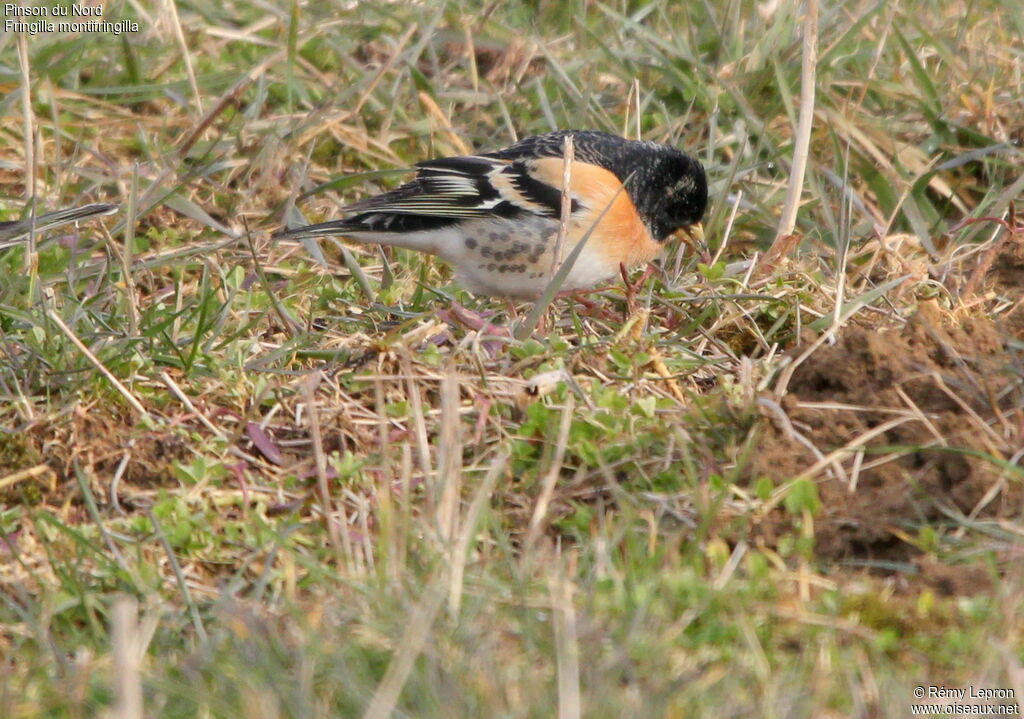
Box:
275 148 613 242
339 155 586 221
338 156 508 218
487 160 584 217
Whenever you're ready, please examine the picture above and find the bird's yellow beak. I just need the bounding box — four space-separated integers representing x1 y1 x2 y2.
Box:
673 222 705 253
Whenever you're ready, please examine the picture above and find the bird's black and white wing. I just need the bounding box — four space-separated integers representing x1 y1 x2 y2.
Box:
274 152 582 240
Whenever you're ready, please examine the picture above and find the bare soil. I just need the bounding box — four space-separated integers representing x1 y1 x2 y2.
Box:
752 289 1023 569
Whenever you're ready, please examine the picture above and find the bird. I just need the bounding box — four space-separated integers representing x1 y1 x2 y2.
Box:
0 202 118 249
274 130 707 300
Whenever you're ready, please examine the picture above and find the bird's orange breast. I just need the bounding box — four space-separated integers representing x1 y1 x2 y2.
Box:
527 158 662 266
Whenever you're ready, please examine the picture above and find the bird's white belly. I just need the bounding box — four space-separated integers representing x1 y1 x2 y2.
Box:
439 217 619 299
453 246 615 298
350 216 627 299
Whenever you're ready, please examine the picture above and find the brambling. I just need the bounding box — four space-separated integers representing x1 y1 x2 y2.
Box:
0 203 118 248
275 130 707 300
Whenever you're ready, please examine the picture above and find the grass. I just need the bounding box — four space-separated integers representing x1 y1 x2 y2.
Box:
1 0 1024 716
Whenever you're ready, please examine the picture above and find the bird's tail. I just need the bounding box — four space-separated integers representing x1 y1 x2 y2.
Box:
273 215 447 256
0 202 119 246
272 219 358 241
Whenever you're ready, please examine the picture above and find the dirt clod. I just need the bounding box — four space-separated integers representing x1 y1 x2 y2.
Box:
752 301 1023 563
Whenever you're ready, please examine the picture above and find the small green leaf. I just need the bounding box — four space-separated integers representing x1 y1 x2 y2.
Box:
783 478 821 516
698 262 725 281
635 396 657 419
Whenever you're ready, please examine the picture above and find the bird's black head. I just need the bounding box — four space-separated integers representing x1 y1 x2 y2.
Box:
616 142 708 242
